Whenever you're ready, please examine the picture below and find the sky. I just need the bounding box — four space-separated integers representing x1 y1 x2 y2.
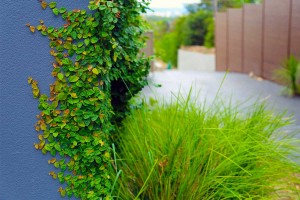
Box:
149 0 200 9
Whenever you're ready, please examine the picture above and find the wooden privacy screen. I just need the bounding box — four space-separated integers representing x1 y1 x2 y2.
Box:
290 0 300 56
263 0 291 80
140 31 154 70
215 0 300 81
243 4 263 76
141 32 154 57
228 9 243 72
215 12 228 71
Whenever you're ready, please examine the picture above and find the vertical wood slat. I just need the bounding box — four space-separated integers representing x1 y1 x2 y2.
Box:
140 31 154 70
227 9 243 72
262 0 291 80
243 4 263 76
215 12 228 71
141 31 154 57
290 0 300 57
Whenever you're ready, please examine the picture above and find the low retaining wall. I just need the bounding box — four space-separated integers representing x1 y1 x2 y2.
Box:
178 49 216 71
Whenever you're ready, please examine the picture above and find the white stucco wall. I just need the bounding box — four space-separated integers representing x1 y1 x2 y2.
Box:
178 49 216 71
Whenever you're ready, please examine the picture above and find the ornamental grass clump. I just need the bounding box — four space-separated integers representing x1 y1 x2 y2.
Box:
274 55 300 97
114 96 300 199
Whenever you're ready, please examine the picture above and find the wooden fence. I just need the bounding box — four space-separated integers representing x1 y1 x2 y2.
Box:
141 31 154 70
215 0 300 80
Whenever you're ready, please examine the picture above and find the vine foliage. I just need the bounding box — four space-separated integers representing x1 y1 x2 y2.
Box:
27 0 150 199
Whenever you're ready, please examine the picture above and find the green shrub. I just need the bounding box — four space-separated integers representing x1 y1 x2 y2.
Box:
204 17 215 48
152 16 187 67
155 32 179 66
150 10 214 66
182 10 213 46
153 11 214 66
274 55 300 96
114 95 300 199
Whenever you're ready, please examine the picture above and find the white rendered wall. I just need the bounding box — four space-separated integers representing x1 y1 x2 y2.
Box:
178 49 216 71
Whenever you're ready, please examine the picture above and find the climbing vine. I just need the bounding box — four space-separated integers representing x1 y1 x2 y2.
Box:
27 0 150 199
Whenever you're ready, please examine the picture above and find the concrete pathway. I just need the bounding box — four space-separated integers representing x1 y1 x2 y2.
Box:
142 70 300 138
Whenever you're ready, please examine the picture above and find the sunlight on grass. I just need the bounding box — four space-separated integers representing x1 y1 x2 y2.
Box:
113 93 300 199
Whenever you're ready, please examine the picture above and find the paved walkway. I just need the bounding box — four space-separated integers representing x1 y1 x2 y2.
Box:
142 70 300 138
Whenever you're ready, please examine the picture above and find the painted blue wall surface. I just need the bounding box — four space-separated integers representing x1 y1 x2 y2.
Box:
0 1 88 199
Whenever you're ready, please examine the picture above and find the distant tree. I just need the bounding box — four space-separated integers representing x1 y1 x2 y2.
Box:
157 16 188 66
204 17 215 48
185 2 211 13
182 10 213 46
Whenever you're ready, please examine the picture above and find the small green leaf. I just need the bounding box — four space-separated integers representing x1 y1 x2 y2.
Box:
67 190 72 198
60 190 66 197
41 31 47 36
113 53 118 62
92 68 99 75
52 101 58 109
88 5 98 10
71 93 78 98
61 164 67 172
54 162 60 168
50 149 57 156
84 38 90 46
62 58 70 65
47 27 55 33
102 32 108 37
59 7 67 14
91 37 98 44
53 132 59 137
54 143 61 151
107 1 113 7
86 21 92 26
76 81 84 87
42 148 47 154
69 75 79 82
112 8 118 13
49 2 57 9
92 21 99 27
109 25 115 30
78 121 85 127
91 115 98 121
36 25 43 31
52 8 59 15
57 73 64 80
70 31 77 39
57 93 67 100
77 42 84 47
99 5 106 10
44 131 50 138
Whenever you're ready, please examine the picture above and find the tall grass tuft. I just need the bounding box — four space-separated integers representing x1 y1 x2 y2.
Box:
274 55 300 96
114 95 300 199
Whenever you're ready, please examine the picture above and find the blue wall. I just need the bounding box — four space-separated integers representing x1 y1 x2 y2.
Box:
0 1 88 199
